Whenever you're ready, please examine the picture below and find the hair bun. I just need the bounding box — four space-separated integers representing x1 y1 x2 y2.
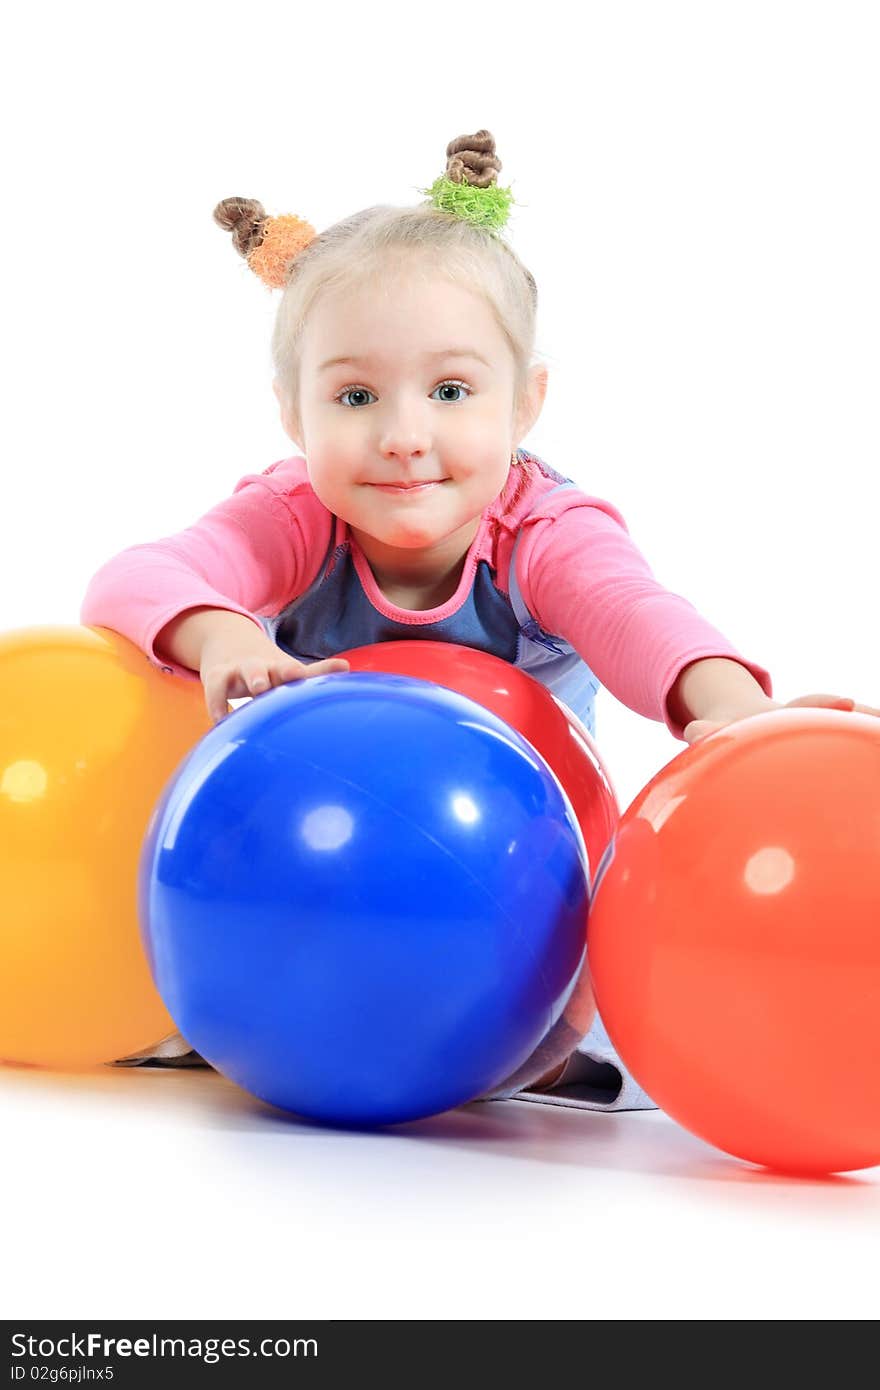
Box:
212 197 268 258
445 130 502 188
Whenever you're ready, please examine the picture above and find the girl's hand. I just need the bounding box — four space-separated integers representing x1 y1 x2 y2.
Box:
200 630 349 725
683 693 880 747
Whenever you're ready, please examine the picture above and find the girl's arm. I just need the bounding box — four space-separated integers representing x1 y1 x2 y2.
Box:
514 499 773 742
80 456 331 680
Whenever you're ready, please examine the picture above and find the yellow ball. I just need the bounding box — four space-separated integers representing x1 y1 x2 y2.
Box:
0 625 212 1068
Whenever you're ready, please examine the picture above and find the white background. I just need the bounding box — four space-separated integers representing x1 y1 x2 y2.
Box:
1 0 878 1323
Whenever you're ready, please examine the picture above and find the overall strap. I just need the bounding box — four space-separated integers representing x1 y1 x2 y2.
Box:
508 481 581 628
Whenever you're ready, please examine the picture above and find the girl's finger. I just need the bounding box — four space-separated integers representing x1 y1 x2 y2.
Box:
300 659 351 678
683 719 724 745
207 695 228 724
785 693 855 709
202 675 228 725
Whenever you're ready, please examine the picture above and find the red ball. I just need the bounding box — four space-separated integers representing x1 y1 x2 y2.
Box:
337 640 620 885
588 708 880 1175
335 641 620 1092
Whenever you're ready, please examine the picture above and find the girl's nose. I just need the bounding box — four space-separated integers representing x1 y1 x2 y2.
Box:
378 403 431 459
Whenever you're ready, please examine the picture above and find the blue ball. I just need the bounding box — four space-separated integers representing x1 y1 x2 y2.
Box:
139 672 589 1126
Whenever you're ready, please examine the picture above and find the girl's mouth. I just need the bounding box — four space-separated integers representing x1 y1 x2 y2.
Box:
369 480 447 495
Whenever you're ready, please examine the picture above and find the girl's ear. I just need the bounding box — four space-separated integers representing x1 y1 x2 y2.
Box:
532 363 549 412
273 379 305 451
514 363 549 443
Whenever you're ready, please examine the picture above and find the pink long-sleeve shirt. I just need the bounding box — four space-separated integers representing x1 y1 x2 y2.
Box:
80 448 772 739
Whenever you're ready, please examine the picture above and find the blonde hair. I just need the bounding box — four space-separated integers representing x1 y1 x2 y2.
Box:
270 203 539 424
213 132 540 426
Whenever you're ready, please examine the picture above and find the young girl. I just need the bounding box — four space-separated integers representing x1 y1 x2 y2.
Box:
81 130 875 1111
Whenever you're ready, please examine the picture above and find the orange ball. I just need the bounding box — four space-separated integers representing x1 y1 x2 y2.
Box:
0 626 212 1068
588 709 880 1175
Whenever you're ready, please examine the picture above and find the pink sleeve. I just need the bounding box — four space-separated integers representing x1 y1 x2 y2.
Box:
79 456 331 681
515 497 773 741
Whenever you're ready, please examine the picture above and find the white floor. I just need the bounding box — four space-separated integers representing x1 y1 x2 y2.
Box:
2 1062 878 1322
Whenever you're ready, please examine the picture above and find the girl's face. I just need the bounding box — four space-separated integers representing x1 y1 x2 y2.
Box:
277 267 544 568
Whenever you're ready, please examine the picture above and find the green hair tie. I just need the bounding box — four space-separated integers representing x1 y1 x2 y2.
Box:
418 173 515 234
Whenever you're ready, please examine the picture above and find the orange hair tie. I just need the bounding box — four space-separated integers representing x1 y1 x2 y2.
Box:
246 213 317 289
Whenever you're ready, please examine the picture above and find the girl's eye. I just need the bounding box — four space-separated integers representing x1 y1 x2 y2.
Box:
335 387 376 409
334 380 472 409
433 381 470 403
